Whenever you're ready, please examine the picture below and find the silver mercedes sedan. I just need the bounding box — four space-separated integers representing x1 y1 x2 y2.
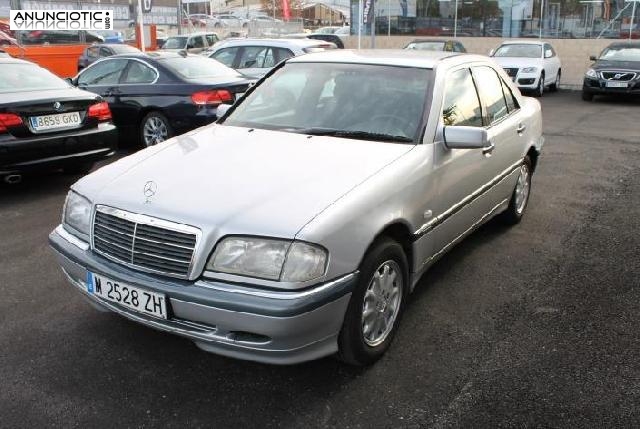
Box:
50 50 543 366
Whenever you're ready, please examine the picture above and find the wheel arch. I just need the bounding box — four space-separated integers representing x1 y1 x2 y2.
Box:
365 221 414 282
526 146 539 172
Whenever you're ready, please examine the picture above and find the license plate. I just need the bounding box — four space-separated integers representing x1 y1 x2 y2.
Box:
606 81 628 88
87 272 168 319
29 112 81 132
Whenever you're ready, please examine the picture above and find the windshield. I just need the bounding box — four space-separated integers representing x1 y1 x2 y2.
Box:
163 36 187 49
224 62 430 142
161 56 241 79
0 63 69 94
599 47 640 62
405 41 445 51
493 44 542 58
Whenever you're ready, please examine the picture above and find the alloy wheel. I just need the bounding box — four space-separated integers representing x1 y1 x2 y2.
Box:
361 260 403 347
143 116 169 147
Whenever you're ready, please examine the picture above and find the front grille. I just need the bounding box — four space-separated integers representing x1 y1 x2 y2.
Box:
601 71 637 81
504 68 519 78
92 206 198 278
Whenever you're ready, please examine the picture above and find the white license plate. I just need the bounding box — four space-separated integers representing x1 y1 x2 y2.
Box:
30 111 81 132
87 272 168 319
606 81 628 88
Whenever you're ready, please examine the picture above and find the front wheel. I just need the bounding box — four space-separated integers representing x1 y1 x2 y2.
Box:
500 156 532 225
534 73 545 97
550 70 561 92
337 238 408 366
140 111 173 147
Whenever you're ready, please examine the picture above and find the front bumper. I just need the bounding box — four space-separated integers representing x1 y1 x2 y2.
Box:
0 123 117 175
514 73 541 90
583 77 640 96
49 225 356 364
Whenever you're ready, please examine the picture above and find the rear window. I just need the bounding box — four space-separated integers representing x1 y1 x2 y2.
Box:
160 56 241 79
405 41 445 51
0 63 68 94
163 36 188 49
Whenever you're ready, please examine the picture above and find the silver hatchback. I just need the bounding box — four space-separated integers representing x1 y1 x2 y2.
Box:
50 50 543 365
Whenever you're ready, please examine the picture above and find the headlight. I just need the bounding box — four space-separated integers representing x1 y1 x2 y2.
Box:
63 191 92 236
585 68 598 78
207 237 327 282
521 67 538 73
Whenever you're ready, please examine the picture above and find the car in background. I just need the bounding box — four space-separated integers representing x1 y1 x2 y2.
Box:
20 30 104 45
214 14 249 28
205 38 337 78
404 39 466 53
49 50 543 365
0 57 116 182
490 40 561 97
582 42 640 101
78 44 141 72
70 52 252 147
0 30 17 46
306 33 344 49
314 26 342 34
188 14 227 28
160 33 220 54
96 30 125 44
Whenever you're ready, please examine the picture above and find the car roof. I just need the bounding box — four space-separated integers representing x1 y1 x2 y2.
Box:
213 38 334 48
109 51 196 61
605 41 640 49
408 39 456 43
288 49 480 69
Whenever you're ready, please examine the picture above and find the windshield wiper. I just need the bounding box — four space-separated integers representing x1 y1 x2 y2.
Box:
289 127 414 143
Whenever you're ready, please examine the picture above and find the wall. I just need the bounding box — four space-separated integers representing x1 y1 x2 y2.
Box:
342 37 613 88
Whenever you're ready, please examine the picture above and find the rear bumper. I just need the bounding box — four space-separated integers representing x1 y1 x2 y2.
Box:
49 225 356 364
0 123 117 174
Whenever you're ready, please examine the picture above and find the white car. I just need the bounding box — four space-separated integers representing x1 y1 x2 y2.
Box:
490 40 561 97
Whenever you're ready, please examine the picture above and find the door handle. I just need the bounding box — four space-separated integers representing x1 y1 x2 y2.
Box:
482 140 495 155
516 123 527 134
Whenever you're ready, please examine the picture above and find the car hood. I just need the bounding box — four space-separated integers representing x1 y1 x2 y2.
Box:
74 125 415 239
491 57 543 69
592 59 640 71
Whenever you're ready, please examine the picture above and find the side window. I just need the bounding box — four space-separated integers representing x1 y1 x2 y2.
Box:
190 36 204 49
205 34 218 46
77 59 128 86
472 66 509 125
442 68 483 127
275 48 295 63
444 41 453 51
212 47 239 67
456 43 467 53
122 61 157 84
238 46 270 68
500 78 520 113
99 47 113 57
86 47 99 59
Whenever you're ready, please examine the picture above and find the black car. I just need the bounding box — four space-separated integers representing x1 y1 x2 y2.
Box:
583 42 640 101
306 34 344 49
404 39 467 52
70 51 253 147
78 43 141 72
0 58 117 182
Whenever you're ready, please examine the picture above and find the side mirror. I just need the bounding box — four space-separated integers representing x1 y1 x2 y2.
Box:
590 55 597 61
216 103 233 119
64 77 76 86
488 49 495 56
443 126 489 149
544 50 553 58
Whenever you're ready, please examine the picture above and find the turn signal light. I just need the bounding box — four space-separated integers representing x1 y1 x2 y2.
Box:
87 102 112 122
191 90 233 106
0 113 23 133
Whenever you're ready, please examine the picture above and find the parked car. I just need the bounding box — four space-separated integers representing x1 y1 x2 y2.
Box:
50 50 543 365
582 42 640 101
188 14 228 28
96 30 125 44
19 30 104 45
205 38 337 78
213 14 249 28
404 39 466 53
0 57 116 182
70 51 252 147
306 33 344 49
490 40 561 97
160 32 220 54
78 44 141 72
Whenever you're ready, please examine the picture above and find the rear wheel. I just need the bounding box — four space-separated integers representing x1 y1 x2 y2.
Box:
500 156 532 225
550 70 561 92
337 238 408 366
140 111 173 147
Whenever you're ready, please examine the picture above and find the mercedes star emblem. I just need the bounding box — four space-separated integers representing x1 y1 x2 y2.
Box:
143 181 157 203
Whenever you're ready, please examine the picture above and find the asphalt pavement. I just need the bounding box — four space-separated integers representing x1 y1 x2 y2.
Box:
1 91 639 428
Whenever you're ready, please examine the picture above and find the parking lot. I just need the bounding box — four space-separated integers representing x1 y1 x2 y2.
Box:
1 90 639 427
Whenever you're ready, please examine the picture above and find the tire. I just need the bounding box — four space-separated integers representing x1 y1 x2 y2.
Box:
337 238 409 366
500 156 533 225
140 111 173 148
534 72 545 97
63 162 94 175
550 70 561 92
582 90 594 102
